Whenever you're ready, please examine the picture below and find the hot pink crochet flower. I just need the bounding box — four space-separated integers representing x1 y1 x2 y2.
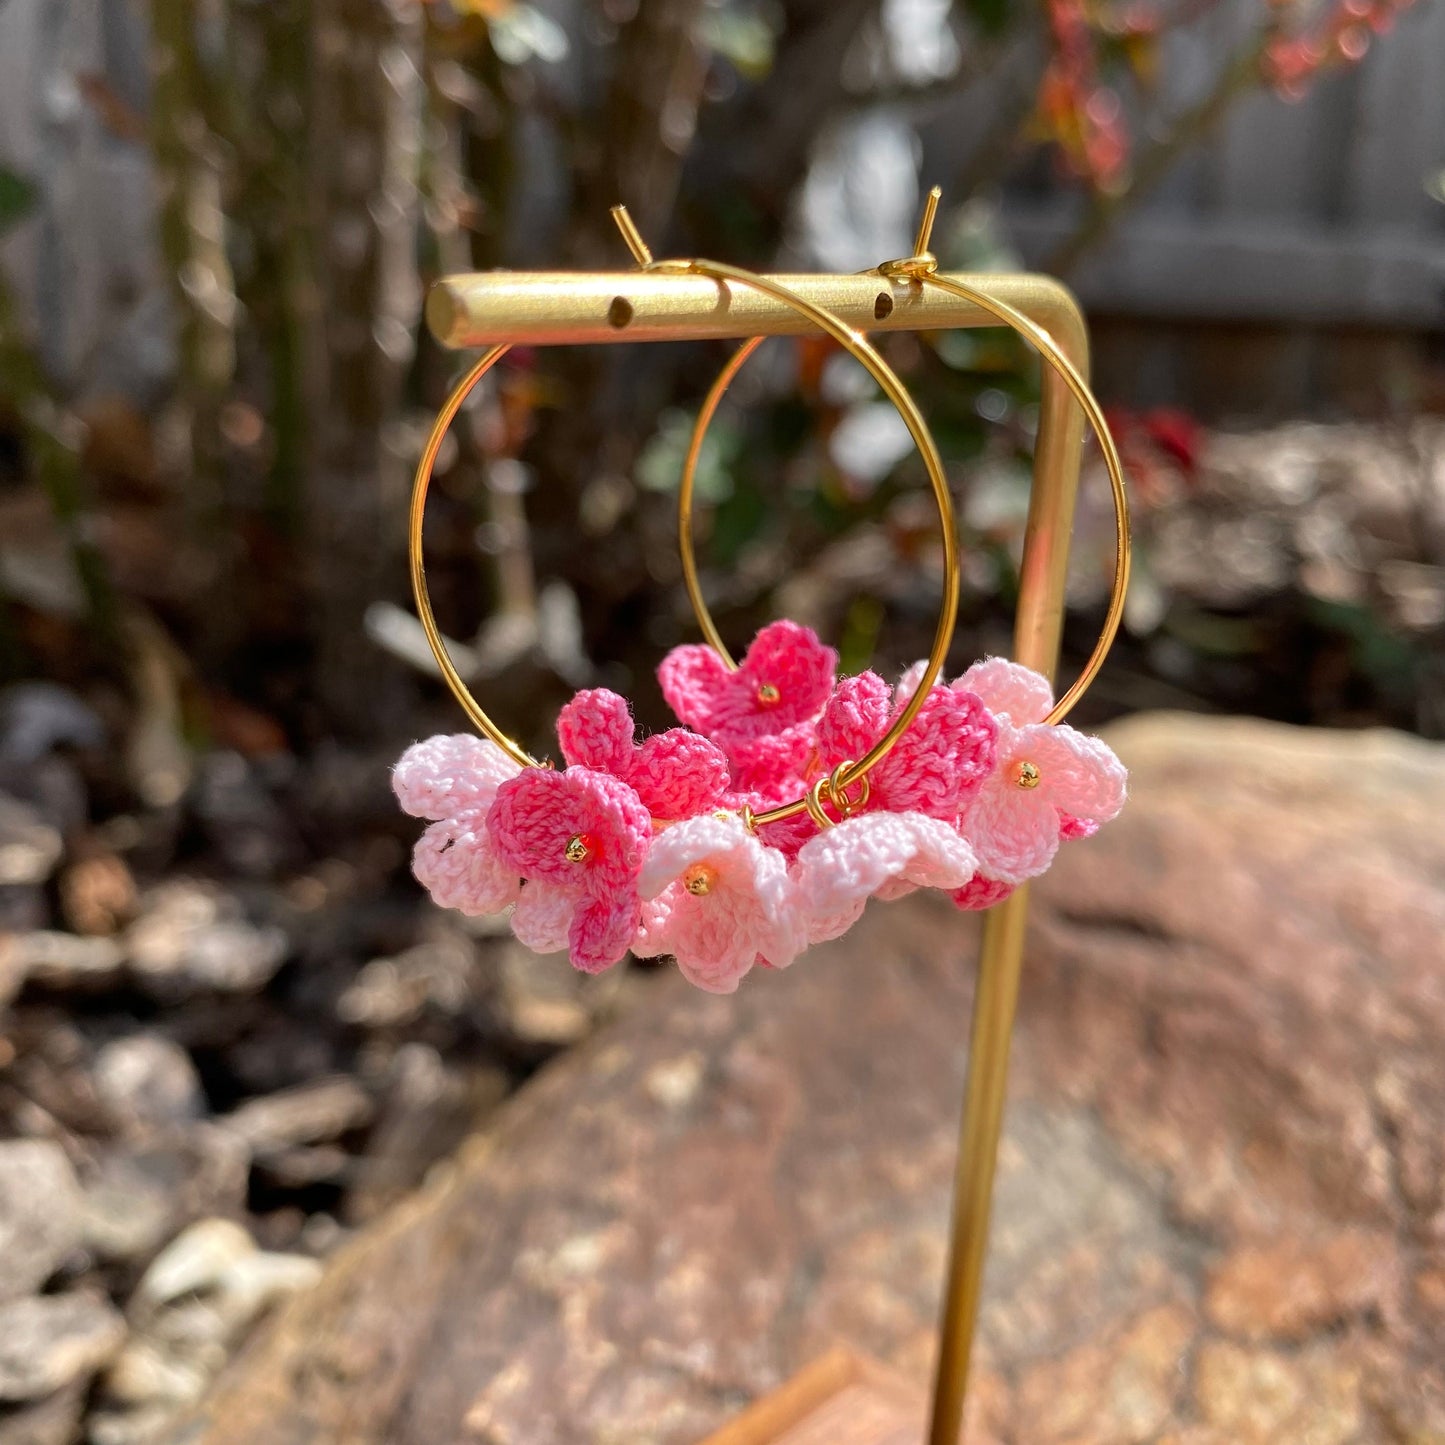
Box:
951 874 1016 912
954 657 1127 887
557 688 729 818
794 811 978 943
634 813 801 993
393 735 523 915
814 671 996 819
487 766 653 973
659 620 837 791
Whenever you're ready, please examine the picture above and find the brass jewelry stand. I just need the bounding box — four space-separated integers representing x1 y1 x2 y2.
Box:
424 204 1096 1444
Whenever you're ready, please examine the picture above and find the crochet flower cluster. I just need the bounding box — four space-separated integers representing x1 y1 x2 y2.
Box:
394 621 1126 993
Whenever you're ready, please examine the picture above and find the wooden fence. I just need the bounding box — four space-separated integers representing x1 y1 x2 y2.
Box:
1003 0 1445 331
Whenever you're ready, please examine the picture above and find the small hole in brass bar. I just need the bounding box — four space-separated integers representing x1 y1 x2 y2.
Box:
874 291 894 321
607 296 634 329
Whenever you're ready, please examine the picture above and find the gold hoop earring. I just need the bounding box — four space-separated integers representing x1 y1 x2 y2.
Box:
677 188 1131 729
407 207 962 830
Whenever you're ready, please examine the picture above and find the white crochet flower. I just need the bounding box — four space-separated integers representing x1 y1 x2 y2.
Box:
792 811 978 944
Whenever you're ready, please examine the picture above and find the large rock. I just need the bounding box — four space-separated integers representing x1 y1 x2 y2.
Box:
181 716 1445 1444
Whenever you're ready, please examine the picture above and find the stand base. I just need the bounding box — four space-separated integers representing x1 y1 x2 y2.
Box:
698 1349 925 1445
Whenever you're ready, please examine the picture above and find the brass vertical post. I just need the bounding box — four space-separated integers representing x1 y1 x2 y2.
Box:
927 308 1090 1444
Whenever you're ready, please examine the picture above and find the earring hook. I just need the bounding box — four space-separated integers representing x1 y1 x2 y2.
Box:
876 183 942 281
912 184 942 260
610 203 696 275
610 204 653 268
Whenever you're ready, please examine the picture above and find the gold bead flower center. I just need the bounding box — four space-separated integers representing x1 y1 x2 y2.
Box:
564 833 592 863
1013 760 1041 790
683 863 717 896
756 683 781 706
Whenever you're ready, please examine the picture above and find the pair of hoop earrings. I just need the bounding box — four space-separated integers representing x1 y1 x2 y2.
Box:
394 196 1130 994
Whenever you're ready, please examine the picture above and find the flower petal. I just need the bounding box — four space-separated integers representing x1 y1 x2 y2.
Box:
725 723 816 795
511 881 574 953
657 643 733 733
661 886 761 993
632 895 674 958
963 780 1060 885
569 893 643 974
794 812 976 940
894 659 930 704
876 814 978 900
557 689 634 772
557 689 730 818
737 841 803 970
954 657 1053 724
801 894 867 945
1025 725 1128 824
393 735 521 820
1059 812 1099 841
815 671 890 764
873 687 996 817
631 729 731 818
412 811 519 914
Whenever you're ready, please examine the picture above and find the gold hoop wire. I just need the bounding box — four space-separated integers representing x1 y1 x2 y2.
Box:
678 225 1131 731
408 228 962 830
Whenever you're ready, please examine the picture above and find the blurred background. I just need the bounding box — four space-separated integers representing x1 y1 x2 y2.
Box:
0 1 1442 1440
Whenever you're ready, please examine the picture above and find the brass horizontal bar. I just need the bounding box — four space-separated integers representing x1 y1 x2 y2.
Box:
426 270 1086 354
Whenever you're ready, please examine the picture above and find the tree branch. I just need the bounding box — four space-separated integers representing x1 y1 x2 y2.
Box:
1044 32 1270 277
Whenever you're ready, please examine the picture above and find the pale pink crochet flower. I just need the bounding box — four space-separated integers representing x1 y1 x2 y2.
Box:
634 813 801 993
793 812 978 943
814 671 996 820
659 620 837 792
954 657 1127 887
393 735 523 915
487 766 653 973
556 688 729 818
393 733 520 821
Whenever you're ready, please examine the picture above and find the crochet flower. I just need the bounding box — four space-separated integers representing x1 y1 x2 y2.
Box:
954 657 1127 887
393 733 520 821
487 766 653 973
557 688 730 818
813 671 996 820
634 813 801 993
393 735 523 915
951 874 1016 912
793 812 978 943
659 620 837 791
